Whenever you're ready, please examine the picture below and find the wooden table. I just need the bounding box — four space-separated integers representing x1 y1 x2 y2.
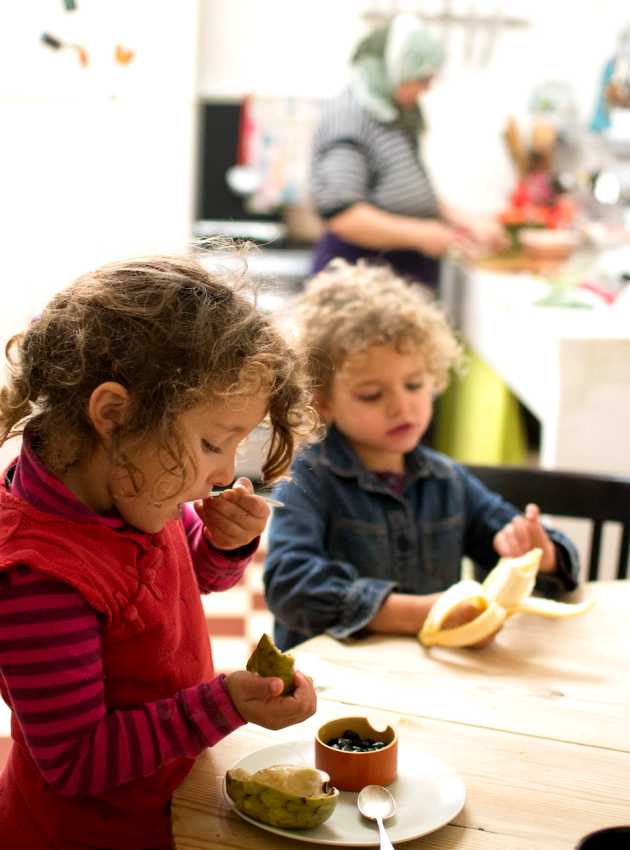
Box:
172 581 630 849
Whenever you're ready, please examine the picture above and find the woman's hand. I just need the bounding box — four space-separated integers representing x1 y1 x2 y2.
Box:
414 219 495 261
493 504 556 572
414 219 458 257
195 477 270 550
225 670 317 729
461 216 509 253
439 201 509 254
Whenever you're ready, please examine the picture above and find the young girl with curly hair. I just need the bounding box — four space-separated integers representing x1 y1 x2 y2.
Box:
0 254 317 849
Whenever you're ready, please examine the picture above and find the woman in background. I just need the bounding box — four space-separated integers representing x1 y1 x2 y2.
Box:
310 14 506 287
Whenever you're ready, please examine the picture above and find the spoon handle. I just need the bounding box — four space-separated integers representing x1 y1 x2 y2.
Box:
208 489 284 508
376 816 395 850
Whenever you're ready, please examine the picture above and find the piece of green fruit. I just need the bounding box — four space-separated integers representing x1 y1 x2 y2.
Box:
246 633 295 694
226 765 339 830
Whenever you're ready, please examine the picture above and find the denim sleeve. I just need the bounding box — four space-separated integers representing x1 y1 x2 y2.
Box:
459 466 580 593
264 459 396 644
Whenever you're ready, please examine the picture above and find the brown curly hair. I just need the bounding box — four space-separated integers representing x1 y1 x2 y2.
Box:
0 253 316 490
290 259 464 396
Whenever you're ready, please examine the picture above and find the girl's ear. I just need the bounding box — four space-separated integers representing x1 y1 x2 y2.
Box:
87 382 131 442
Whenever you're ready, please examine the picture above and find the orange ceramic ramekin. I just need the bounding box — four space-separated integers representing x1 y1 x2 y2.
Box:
315 716 398 792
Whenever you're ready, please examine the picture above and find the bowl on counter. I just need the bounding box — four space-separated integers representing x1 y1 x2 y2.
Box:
518 227 579 261
315 716 398 792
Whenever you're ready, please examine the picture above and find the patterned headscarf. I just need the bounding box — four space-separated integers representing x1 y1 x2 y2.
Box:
350 14 445 138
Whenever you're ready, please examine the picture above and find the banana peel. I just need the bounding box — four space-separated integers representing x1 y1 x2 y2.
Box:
420 548 594 648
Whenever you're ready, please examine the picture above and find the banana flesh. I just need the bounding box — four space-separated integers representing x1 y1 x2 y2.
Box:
420 548 594 648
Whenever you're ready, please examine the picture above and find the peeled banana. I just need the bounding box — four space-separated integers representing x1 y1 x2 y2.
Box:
420 548 594 648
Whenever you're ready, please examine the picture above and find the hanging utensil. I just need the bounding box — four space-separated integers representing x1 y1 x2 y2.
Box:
462 4 478 66
480 7 503 67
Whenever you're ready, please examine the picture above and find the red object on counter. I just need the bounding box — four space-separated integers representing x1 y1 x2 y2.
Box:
499 183 575 232
578 281 618 304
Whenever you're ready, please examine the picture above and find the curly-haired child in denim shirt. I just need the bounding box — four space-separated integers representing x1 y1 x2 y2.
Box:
264 260 579 650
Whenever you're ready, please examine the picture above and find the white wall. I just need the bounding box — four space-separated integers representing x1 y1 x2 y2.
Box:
197 0 367 100
0 0 199 311
198 0 630 211
0 0 200 468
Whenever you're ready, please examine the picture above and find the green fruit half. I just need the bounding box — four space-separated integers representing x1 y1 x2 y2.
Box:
246 633 295 694
226 764 339 830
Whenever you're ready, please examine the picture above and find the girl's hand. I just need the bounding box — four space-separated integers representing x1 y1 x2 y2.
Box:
493 504 556 572
195 477 270 551
225 670 317 730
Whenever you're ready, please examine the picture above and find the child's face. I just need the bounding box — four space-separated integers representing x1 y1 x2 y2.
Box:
321 344 434 472
109 392 269 533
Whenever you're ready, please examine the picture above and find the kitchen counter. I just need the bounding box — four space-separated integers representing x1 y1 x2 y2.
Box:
441 260 630 477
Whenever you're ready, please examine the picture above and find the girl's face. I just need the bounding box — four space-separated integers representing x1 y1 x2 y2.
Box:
108 392 269 533
319 344 434 473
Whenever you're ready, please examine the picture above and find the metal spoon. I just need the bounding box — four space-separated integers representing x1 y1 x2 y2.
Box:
357 785 396 850
207 487 284 508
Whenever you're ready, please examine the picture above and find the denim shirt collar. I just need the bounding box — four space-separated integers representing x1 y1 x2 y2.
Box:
318 425 449 493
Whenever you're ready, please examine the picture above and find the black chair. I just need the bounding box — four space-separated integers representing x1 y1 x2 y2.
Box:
466 465 630 581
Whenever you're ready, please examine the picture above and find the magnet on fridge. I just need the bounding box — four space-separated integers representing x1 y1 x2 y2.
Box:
115 44 135 65
41 32 64 50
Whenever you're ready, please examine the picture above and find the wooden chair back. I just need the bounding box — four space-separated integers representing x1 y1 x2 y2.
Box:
466 465 630 580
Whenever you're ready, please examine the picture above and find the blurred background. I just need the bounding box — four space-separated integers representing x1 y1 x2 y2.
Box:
2 0 630 494
2 1 630 318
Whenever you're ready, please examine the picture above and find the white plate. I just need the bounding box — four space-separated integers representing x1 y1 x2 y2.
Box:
223 739 465 846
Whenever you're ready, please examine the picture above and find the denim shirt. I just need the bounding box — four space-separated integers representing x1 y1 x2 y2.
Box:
264 426 579 650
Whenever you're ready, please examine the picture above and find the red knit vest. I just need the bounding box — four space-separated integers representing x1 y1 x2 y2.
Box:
0 482 213 849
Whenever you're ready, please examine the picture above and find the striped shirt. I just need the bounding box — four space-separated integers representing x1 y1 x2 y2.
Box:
310 87 439 221
0 442 251 796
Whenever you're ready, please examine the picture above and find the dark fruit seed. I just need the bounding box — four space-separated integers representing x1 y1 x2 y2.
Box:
325 733 387 752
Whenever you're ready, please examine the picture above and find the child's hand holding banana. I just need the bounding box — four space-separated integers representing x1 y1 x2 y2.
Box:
420 547 595 648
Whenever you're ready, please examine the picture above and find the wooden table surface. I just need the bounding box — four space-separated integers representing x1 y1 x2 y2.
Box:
172 581 630 849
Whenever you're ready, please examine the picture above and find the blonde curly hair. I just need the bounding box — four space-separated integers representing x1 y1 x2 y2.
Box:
290 259 463 396
0 252 317 488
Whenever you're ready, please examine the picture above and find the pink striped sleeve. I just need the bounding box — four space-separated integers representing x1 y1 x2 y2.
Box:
180 503 257 593
0 566 244 797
